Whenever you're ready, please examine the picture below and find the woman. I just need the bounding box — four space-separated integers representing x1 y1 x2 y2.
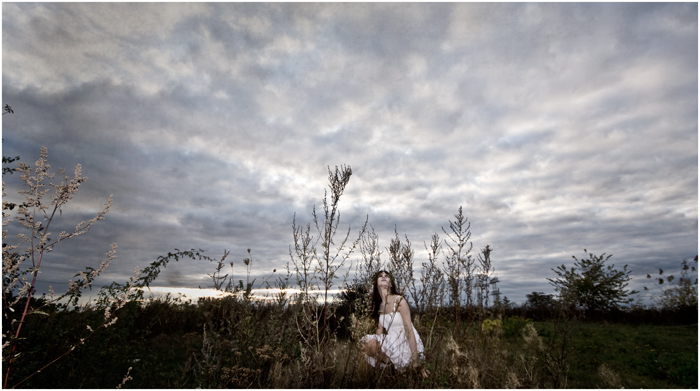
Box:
361 270 425 370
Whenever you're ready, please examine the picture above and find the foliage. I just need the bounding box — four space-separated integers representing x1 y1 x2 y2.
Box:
2 155 20 177
644 256 698 310
418 232 445 345
287 164 366 387
475 244 494 315
2 104 19 176
2 147 121 388
339 224 382 340
96 248 224 308
441 206 474 329
502 315 530 338
387 226 418 307
420 234 445 311
481 317 502 332
354 223 383 288
548 250 639 312
526 291 556 309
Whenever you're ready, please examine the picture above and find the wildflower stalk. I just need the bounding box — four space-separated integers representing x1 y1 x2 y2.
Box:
289 165 365 386
2 147 114 388
421 232 445 348
387 227 418 309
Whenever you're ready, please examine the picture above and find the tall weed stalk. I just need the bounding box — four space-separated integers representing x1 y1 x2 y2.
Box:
387 227 418 308
2 147 117 388
288 165 365 386
420 232 445 349
442 206 474 332
476 245 494 318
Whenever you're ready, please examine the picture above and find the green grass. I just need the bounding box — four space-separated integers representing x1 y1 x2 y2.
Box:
535 321 698 388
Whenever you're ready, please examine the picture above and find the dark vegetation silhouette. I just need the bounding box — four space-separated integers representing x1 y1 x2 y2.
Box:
549 250 639 314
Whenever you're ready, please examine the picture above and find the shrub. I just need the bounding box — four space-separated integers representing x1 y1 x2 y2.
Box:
548 249 638 312
502 315 531 338
645 256 698 311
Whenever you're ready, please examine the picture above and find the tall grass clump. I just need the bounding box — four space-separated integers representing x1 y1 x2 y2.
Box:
171 246 298 388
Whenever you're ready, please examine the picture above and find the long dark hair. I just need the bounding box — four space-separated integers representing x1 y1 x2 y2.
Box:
371 270 400 325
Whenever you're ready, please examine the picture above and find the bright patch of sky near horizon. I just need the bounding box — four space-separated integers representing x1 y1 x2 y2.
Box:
2 3 697 305
115 287 322 305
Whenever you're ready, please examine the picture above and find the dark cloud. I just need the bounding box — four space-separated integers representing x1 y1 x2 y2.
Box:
2 3 696 306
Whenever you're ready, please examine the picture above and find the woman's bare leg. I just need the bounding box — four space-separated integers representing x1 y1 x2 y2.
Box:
363 339 391 364
363 339 378 356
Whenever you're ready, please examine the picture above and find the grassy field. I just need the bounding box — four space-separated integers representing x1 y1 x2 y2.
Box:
535 322 698 388
3 297 697 389
545 322 698 389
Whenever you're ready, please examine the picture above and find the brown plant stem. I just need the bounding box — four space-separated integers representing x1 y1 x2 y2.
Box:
4 243 46 388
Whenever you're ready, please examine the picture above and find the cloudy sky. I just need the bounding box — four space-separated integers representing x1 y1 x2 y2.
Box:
2 3 697 305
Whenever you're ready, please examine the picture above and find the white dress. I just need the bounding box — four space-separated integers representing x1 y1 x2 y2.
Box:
361 296 425 369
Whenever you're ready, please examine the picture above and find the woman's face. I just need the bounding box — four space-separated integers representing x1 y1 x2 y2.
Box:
377 271 391 289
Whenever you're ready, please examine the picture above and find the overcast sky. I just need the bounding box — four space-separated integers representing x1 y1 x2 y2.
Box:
2 3 697 305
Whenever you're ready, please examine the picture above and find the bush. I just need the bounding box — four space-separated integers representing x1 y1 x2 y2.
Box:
502 315 531 338
548 250 638 312
645 256 698 311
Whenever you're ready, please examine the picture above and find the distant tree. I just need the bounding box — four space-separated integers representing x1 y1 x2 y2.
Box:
526 291 556 309
644 256 698 310
525 292 557 316
501 295 513 310
548 249 638 312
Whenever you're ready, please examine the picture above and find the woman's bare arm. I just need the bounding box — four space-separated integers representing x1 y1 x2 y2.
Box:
396 296 419 363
